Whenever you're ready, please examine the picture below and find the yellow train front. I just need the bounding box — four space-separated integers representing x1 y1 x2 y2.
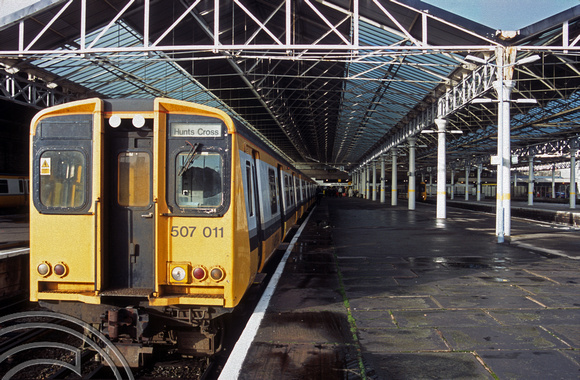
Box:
29 97 313 363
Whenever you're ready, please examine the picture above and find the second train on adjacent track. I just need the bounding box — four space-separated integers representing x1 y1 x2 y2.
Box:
29 97 315 363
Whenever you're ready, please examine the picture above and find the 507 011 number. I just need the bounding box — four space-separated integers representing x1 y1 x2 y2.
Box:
171 226 224 238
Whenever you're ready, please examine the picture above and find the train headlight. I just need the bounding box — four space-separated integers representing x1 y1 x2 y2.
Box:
172 266 186 281
192 266 207 281
53 262 68 277
169 263 190 283
37 262 51 277
210 266 225 282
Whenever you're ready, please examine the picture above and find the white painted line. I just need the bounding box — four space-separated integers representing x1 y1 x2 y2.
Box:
0 247 30 258
512 241 580 260
218 207 316 380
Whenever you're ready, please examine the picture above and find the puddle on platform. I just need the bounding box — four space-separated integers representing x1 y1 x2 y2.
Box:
406 256 510 271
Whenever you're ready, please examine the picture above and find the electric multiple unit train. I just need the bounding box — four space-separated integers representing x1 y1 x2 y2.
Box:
0 174 28 210
29 97 315 363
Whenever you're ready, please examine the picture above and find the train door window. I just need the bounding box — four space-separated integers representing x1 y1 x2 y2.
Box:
246 161 254 217
284 175 290 208
268 168 278 214
0 180 7 194
176 152 223 207
39 151 86 208
118 152 151 207
296 178 302 203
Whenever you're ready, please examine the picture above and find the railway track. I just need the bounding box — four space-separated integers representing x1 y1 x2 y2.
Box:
0 311 134 379
0 309 225 379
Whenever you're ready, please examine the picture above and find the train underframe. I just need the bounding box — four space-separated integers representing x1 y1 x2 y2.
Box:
39 299 229 367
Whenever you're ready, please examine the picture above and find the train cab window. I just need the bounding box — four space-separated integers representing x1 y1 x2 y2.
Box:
118 152 151 207
39 151 86 208
176 152 223 208
0 180 7 194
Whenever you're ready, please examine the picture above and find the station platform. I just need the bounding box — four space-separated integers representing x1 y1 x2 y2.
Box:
234 196 580 379
439 196 580 228
0 213 29 255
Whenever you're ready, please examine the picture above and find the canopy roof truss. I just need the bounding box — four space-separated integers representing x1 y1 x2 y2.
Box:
2 0 580 177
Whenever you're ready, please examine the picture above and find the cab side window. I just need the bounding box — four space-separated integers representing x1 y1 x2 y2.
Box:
39 150 86 208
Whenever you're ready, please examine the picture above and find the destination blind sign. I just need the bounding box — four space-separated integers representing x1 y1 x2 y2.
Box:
171 122 223 138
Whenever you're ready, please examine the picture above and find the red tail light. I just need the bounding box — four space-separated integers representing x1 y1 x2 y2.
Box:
54 262 68 277
192 267 207 281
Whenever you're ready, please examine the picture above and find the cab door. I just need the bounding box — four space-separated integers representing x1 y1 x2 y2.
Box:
105 128 155 291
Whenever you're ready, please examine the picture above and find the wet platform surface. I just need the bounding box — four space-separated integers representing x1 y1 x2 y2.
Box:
238 197 580 379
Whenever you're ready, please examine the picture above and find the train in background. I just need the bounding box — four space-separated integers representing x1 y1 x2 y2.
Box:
29 98 315 365
357 181 427 202
0 174 28 210
398 181 427 202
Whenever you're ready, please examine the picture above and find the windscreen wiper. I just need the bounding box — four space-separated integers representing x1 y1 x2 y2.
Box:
178 141 200 177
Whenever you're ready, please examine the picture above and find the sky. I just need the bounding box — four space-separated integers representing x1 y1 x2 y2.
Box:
423 0 580 30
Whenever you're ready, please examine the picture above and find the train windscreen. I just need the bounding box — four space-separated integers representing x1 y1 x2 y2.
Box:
176 152 223 208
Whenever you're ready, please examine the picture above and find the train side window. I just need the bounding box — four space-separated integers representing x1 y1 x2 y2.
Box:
39 151 86 208
0 180 7 194
245 162 254 217
118 152 151 207
176 152 223 208
290 177 295 205
268 168 278 214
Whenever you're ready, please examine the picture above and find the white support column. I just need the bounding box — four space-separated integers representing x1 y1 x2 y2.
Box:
493 78 515 243
435 118 447 219
477 164 482 201
450 168 455 200
528 156 534 206
464 164 469 201
571 147 576 209
408 137 416 210
358 168 363 198
365 164 370 199
380 155 386 203
372 161 377 201
551 164 556 198
391 148 398 206
359 167 362 198
502 80 515 241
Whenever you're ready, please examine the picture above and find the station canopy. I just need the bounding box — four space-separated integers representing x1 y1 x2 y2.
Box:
1 0 580 180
